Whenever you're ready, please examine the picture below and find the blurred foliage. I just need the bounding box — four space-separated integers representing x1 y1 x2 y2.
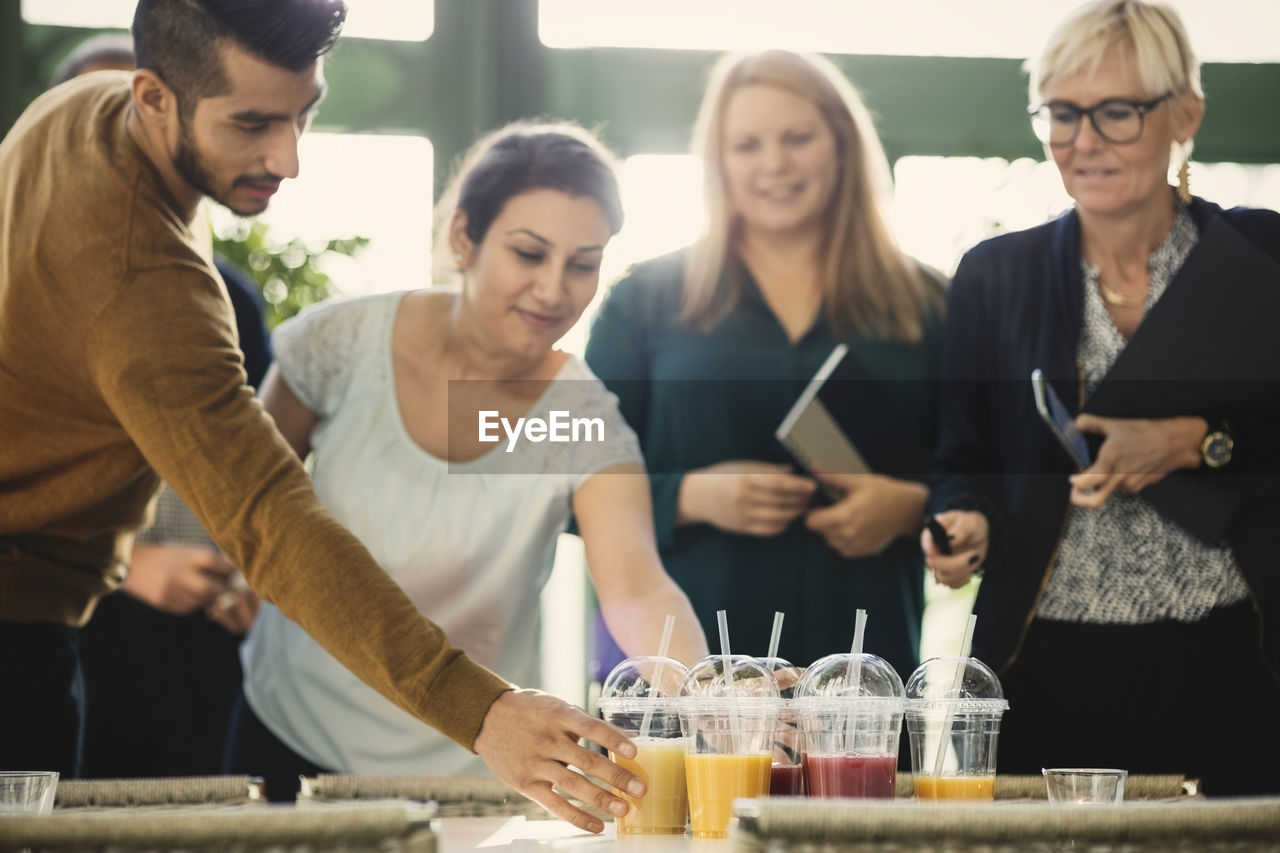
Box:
212 221 370 330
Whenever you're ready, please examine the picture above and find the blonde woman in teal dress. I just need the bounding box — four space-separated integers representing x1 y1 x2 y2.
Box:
586 50 945 680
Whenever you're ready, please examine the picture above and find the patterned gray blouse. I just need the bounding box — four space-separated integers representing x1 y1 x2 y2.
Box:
1037 205 1249 624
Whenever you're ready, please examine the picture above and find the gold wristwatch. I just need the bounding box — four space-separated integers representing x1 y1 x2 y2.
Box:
1201 426 1234 469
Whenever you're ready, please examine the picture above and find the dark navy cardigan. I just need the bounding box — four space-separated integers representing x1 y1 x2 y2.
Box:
929 196 1280 680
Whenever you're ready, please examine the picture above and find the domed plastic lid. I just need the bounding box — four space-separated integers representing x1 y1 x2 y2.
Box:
792 652 905 713
758 656 804 700
905 656 1009 713
598 656 689 713
677 654 780 712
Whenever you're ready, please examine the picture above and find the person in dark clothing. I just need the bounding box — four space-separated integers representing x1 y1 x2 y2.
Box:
923 0 1280 795
586 50 945 680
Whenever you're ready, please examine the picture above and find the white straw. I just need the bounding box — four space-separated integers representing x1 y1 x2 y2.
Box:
849 608 868 659
846 609 867 752
766 611 785 663
931 613 978 781
639 614 677 739
716 609 741 753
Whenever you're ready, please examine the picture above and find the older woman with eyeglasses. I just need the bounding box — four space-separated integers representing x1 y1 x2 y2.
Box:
922 0 1280 794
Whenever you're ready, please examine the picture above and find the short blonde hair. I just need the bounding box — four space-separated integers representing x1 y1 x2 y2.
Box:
1028 0 1202 128
683 50 939 342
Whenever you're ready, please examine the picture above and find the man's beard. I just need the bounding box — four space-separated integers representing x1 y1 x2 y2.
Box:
173 116 261 217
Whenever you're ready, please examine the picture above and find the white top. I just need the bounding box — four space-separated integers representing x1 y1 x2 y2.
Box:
241 290 643 775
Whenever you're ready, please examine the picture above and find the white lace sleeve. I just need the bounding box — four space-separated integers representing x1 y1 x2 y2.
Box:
271 297 372 417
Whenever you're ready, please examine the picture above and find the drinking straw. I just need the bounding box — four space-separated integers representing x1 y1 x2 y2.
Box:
931 613 978 781
845 609 867 751
766 611 785 663
716 609 741 753
639 614 677 740
848 609 868 667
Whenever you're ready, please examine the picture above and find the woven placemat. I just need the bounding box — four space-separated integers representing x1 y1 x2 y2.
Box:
298 775 612 823
54 776 263 809
0 804 434 851
731 796 1280 853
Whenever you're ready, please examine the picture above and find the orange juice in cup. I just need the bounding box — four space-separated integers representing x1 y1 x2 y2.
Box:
610 738 688 833
678 654 781 838
905 656 1008 801
684 752 771 836
599 656 692 834
914 775 996 799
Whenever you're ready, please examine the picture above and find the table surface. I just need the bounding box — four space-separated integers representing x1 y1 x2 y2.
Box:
433 816 715 853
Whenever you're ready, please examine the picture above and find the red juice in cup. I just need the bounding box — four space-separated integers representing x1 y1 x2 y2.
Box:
792 653 907 801
802 752 897 798
769 762 803 796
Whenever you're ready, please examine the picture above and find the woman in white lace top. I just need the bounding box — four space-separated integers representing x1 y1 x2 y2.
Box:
225 123 707 799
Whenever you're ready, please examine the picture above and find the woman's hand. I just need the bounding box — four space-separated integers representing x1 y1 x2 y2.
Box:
1069 415 1208 508
125 543 239 615
677 461 816 536
803 474 928 558
921 510 988 588
125 544 259 635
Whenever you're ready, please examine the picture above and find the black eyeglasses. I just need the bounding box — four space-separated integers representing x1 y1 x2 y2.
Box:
1029 92 1173 147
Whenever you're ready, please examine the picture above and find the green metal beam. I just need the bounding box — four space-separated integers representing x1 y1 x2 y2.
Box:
0 0 23 136
8 0 1280 185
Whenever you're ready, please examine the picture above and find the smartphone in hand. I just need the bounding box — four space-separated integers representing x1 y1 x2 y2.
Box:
925 517 953 555
1031 369 1092 471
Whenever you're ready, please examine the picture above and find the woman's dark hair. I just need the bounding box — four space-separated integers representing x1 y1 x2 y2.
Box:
132 0 346 113
433 122 624 281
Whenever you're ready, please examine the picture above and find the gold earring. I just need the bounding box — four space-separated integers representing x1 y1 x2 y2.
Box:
1177 158 1192 206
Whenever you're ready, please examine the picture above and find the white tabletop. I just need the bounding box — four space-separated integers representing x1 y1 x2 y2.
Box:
433 816 723 853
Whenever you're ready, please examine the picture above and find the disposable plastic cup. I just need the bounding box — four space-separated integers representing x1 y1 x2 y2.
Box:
678 654 780 838
761 657 804 797
793 652 906 799
768 758 803 796
1043 768 1127 804
0 771 59 814
599 656 690 834
905 656 1008 801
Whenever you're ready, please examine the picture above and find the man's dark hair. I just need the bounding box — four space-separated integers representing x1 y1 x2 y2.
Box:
132 0 346 112
455 125 625 248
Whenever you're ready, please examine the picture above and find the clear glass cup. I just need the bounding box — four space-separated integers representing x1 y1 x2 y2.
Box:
1043 768 1128 804
0 771 59 814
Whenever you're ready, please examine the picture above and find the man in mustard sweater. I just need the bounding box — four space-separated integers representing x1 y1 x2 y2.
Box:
0 0 643 831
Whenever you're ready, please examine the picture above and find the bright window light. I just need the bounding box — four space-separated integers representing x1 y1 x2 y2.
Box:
559 154 704 357
211 132 433 299
893 156 1072 276
21 0 432 41
894 156 1280 275
540 0 1280 62
20 0 134 29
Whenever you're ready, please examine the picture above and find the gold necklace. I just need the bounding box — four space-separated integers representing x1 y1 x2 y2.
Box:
1097 279 1144 309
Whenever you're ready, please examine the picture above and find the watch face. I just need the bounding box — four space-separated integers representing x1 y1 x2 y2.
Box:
1203 432 1233 468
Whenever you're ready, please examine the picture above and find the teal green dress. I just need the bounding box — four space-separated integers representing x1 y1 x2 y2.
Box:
584 250 945 680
